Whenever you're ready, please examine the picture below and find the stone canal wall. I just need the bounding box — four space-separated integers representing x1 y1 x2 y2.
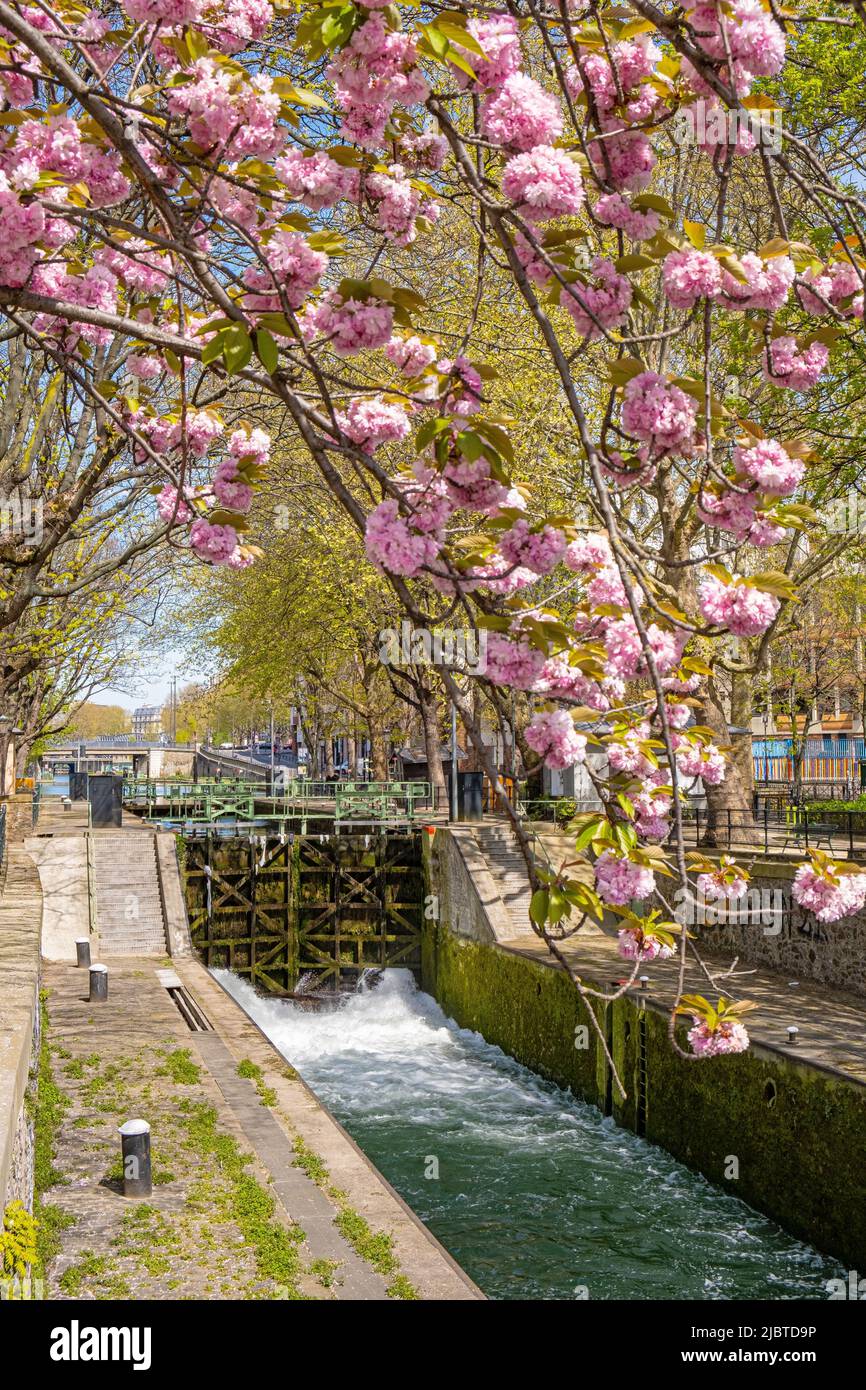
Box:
0 846 43 1217
422 924 866 1272
697 859 866 997
423 834 866 1273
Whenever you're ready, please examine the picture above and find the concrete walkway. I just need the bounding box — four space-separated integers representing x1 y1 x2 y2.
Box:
501 930 866 1085
25 835 88 962
42 955 479 1299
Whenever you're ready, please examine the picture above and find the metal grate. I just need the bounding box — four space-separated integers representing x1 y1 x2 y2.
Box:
156 968 213 1031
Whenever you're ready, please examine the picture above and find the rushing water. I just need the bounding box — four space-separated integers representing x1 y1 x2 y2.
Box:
214 968 841 1301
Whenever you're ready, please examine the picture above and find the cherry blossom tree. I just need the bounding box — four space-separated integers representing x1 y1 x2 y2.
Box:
2 0 866 1078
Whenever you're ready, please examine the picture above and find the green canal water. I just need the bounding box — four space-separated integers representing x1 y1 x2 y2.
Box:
215 968 842 1301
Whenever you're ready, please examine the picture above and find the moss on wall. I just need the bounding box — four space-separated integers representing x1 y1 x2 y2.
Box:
424 920 866 1271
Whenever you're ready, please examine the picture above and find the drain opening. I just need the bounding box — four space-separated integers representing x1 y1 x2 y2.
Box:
156 969 213 1031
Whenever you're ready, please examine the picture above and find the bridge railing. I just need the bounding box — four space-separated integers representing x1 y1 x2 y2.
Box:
335 781 433 824
122 775 435 825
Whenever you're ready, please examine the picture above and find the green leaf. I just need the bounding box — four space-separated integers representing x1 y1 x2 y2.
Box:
222 325 253 376
201 334 225 367
254 328 279 374
608 355 646 387
529 889 550 928
615 254 655 272
683 219 706 250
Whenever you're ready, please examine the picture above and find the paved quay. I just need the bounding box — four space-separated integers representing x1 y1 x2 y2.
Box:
41 955 479 1300
500 931 866 1084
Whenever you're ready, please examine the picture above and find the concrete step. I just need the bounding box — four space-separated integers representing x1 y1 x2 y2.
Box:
92 832 168 956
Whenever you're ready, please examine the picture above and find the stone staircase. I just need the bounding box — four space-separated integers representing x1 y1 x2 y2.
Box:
472 823 535 937
472 822 604 940
91 831 168 955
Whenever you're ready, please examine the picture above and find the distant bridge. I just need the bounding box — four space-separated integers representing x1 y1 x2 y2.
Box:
42 740 196 778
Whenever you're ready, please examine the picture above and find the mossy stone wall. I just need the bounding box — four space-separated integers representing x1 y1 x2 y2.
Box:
423 921 866 1271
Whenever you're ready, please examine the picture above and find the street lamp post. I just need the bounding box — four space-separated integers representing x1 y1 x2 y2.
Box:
0 714 12 799
450 695 461 822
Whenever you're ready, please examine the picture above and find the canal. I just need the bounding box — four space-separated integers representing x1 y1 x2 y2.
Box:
215 968 842 1301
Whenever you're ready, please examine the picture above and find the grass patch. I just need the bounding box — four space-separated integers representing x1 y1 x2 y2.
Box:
59 1251 106 1296
310 1257 342 1289
33 992 75 1277
334 1207 397 1277
387 1274 420 1300
236 1058 278 1108
292 1136 418 1296
111 1204 181 1279
293 1136 330 1187
157 1048 202 1086
183 1102 304 1296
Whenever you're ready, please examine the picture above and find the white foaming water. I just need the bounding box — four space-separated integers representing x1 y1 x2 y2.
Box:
213 967 841 1301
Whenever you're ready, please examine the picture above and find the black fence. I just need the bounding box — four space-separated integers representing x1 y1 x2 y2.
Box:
680 803 866 858
518 797 866 859
753 778 854 807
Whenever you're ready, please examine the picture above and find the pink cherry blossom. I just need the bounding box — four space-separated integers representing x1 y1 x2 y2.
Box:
595 850 656 906
594 193 660 241
676 740 726 786
827 260 864 316
562 257 632 339
242 231 327 311
157 485 194 524
212 459 254 513
501 146 585 222
618 927 674 962
386 335 437 377
190 518 242 565
762 336 829 391
481 74 563 152
123 0 202 21
483 633 547 689
443 457 510 513
719 252 795 311
733 439 804 496
662 248 723 309
564 533 613 573
364 498 441 577
275 148 359 210
589 125 656 193
168 60 283 158
367 164 437 245
99 239 171 294
698 574 780 636
499 518 567 575
687 1019 750 1057
698 861 748 901
229 427 271 467
697 486 785 547
327 15 428 149
336 396 411 452
622 372 698 451
462 14 521 91
305 292 394 356
792 863 866 922
525 709 588 770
